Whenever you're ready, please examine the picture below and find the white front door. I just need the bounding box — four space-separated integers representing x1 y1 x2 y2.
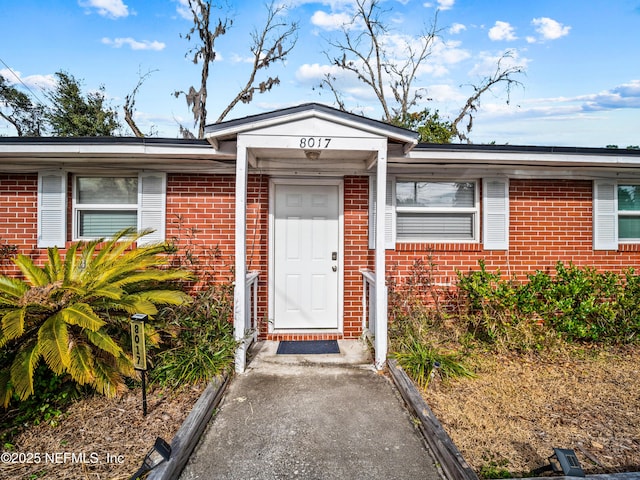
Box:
273 183 340 329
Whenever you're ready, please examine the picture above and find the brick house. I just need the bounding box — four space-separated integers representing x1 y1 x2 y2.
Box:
1 103 640 371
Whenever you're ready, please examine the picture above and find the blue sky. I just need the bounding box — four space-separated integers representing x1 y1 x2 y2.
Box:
1 0 639 147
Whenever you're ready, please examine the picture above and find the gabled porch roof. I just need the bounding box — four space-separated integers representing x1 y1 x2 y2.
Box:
204 102 419 153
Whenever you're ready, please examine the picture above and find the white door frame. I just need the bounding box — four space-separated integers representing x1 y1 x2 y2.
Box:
268 177 344 334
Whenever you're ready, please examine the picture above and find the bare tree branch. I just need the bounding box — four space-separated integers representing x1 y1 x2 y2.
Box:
124 69 157 137
322 0 392 121
386 12 439 120
452 51 524 143
175 0 231 139
319 1 524 142
216 1 298 123
316 73 347 112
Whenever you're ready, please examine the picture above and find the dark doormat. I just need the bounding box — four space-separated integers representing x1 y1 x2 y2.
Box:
276 340 340 355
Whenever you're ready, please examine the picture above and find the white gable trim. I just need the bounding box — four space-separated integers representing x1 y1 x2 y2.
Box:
205 103 419 150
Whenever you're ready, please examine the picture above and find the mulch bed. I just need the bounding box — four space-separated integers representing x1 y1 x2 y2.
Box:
1 384 204 480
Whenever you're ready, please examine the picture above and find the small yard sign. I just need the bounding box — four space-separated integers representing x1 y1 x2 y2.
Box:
131 313 149 416
131 313 148 371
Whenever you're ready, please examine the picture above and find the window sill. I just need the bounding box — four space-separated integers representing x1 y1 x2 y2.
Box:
395 242 482 252
618 243 640 252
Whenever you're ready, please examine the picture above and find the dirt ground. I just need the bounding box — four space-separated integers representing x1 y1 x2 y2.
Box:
423 344 640 477
1 384 204 480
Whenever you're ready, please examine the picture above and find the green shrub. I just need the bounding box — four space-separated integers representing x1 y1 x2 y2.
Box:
151 283 236 388
479 458 512 479
609 268 640 342
523 262 619 341
0 229 194 406
392 336 475 389
0 364 85 446
455 260 523 345
456 261 640 345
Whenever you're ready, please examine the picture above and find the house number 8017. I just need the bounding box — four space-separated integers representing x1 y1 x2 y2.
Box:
299 137 331 149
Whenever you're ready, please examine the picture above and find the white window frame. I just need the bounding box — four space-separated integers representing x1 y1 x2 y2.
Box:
394 179 480 243
617 183 640 243
72 174 139 241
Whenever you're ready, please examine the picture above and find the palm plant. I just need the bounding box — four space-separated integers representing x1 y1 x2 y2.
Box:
0 229 194 406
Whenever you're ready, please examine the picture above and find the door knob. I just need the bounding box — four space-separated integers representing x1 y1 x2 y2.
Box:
332 265 337 272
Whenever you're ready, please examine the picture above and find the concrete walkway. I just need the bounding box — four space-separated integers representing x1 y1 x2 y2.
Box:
179 340 443 480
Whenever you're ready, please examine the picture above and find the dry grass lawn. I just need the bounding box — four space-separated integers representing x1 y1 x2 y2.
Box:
423 345 640 477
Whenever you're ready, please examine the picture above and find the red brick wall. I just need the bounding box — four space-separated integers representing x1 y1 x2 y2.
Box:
344 176 374 338
0 174 39 275
4 173 640 339
166 173 236 280
165 173 270 334
386 179 640 287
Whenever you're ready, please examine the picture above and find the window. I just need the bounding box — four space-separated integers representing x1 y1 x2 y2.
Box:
38 171 165 248
617 185 640 241
74 176 139 239
395 180 478 241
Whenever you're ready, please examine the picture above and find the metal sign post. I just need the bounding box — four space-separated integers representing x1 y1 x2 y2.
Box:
131 313 149 416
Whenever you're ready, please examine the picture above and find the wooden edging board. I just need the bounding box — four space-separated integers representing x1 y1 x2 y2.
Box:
388 358 479 480
147 374 230 480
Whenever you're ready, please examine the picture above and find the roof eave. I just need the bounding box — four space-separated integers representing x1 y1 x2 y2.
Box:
409 144 640 167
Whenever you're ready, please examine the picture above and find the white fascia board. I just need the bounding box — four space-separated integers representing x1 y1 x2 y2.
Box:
407 149 640 167
387 164 640 181
207 109 418 147
0 142 219 158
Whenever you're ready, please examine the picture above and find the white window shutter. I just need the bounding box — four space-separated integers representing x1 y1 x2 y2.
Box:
369 175 396 249
37 171 67 248
483 178 509 250
137 172 166 246
593 180 617 250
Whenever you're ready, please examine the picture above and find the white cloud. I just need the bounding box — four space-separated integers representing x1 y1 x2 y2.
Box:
230 53 255 64
310 10 352 31
578 80 640 111
488 21 517 41
469 49 530 78
295 63 344 84
449 23 466 34
430 38 471 66
173 0 191 20
0 68 56 90
438 0 455 10
423 0 455 10
475 80 640 128
101 37 166 51
425 83 467 103
285 0 354 9
79 0 129 18
531 17 571 41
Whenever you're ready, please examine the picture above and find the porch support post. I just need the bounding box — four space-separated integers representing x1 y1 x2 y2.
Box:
234 139 248 373
374 145 388 370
